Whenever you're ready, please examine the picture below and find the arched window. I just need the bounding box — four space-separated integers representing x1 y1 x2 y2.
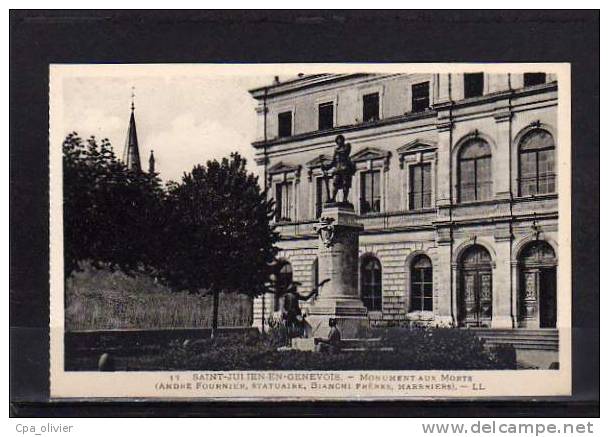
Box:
410 255 433 312
275 261 292 311
458 139 492 202
361 256 382 311
518 129 556 196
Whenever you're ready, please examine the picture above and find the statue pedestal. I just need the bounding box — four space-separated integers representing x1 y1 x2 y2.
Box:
291 337 317 351
308 203 368 339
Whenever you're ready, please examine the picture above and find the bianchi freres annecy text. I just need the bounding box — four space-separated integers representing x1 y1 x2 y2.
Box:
175 373 473 391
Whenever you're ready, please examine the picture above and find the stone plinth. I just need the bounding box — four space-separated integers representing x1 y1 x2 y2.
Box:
291 337 317 351
307 202 368 339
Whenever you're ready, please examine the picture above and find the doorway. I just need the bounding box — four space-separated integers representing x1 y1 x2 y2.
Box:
459 245 493 328
518 241 557 328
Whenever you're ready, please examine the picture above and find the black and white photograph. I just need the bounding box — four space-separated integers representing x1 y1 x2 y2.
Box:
47 64 571 399
9 7 601 424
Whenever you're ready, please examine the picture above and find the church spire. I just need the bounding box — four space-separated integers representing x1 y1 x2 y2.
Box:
148 150 155 174
123 87 142 172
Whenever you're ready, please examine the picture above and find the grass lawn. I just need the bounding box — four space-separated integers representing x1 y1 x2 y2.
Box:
65 263 252 330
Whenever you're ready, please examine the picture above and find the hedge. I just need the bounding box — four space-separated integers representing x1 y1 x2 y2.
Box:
67 326 516 371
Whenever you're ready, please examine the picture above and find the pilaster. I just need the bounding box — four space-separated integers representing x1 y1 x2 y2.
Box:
434 73 452 104
492 222 514 328
493 98 513 201
435 103 454 221
435 226 454 325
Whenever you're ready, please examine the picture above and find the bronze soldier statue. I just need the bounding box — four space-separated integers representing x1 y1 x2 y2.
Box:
275 279 330 344
322 135 356 204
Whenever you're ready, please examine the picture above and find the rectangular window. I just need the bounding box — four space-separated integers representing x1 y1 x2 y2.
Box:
315 176 332 218
519 151 538 196
423 267 433 311
459 156 492 202
275 182 293 221
361 259 382 312
362 92 380 122
360 170 381 214
520 149 556 196
459 159 477 202
277 111 292 138
409 163 432 210
318 102 334 131
411 265 433 312
476 156 493 200
411 82 430 112
537 148 556 193
464 73 484 98
523 73 547 87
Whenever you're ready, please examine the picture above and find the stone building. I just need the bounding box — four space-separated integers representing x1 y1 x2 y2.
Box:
249 72 559 332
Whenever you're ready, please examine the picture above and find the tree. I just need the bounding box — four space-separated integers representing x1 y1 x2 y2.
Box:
161 153 278 337
62 133 164 276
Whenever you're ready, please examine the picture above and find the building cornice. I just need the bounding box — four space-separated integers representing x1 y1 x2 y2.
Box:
252 109 437 150
267 161 302 176
396 138 438 155
249 74 371 99
272 206 558 239
252 82 557 150
435 81 558 113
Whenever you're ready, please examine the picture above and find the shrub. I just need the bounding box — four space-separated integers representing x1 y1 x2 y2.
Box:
367 326 506 370
110 326 516 371
488 343 517 369
264 323 289 348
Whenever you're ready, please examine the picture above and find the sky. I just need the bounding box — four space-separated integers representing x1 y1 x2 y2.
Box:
55 63 564 185
60 73 275 183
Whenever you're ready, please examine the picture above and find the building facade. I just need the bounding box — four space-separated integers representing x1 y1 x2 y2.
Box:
249 72 559 330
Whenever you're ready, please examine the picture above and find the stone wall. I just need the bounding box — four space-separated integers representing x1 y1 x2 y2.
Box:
253 218 558 330
252 73 560 332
